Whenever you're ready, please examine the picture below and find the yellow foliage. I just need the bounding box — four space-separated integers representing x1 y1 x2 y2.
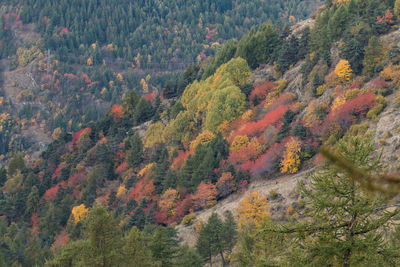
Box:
138 163 155 177
237 191 270 228
334 59 352 81
16 45 41 67
87 57 93 66
280 137 301 174
331 96 346 111
71 204 89 224
181 213 196 226
52 127 62 140
144 121 165 148
316 84 327 96
190 131 215 151
140 78 149 93
117 73 123 82
91 43 97 50
116 186 127 198
158 188 179 217
230 135 250 152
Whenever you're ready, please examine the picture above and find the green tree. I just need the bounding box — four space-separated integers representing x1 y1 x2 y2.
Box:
127 132 143 169
196 212 237 266
123 226 158 267
7 154 25 176
85 204 123 267
149 227 179 267
363 36 384 76
251 137 400 266
25 186 39 216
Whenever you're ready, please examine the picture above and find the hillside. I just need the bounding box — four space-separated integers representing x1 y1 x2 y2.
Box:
3 0 400 266
0 0 323 165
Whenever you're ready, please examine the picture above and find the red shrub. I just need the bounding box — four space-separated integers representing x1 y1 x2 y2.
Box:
232 106 288 139
249 81 275 105
67 171 87 187
175 194 193 220
171 150 191 170
129 178 155 202
51 231 69 251
70 127 91 146
369 78 387 90
245 140 289 176
264 93 296 113
59 27 69 36
43 181 66 201
325 93 376 128
144 91 157 102
115 161 128 176
81 73 92 84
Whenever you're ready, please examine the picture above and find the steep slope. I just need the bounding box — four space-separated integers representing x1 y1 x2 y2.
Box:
3 0 400 266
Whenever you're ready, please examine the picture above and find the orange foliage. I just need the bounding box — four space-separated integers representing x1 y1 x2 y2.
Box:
231 105 288 139
110 104 124 121
43 181 65 200
192 181 218 211
171 150 191 170
115 161 128 176
228 138 263 166
129 178 155 202
377 10 394 24
249 81 275 105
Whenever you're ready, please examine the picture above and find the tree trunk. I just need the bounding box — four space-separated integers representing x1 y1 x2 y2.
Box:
220 251 226 266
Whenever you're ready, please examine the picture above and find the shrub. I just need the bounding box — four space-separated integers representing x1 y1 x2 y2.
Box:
181 213 196 226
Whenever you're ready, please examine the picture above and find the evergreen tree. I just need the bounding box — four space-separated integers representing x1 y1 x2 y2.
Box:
127 132 143 169
85 204 123 266
150 227 179 267
363 36 384 76
196 212 237 266
123 226 157 267
249 137 400 266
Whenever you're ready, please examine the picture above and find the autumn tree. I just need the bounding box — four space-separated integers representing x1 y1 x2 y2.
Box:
236 191 270 228
110 104 124 121
192 181 218 210
280 137 301 174
334 59 352 81
71 204 89 224
158 188 179 218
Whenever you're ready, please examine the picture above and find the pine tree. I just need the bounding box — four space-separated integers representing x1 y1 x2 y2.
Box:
256 137 400 266
149 227 179 267
123 226 157 266
363 36 384 76
127 132 143 169
196 212 238 266
85 204 123 266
